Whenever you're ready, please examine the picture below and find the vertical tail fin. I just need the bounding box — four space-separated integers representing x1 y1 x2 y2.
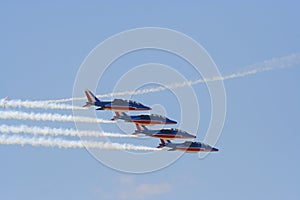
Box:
83 89 101 107
133 124 149 135
111 112 128 121
135 123 142 131
157 139 166 148
132 123 142 135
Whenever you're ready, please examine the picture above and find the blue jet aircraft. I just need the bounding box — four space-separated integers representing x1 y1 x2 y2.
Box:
157 139 219 153
83 89 151 111
133 124 196 140
111 112 177 125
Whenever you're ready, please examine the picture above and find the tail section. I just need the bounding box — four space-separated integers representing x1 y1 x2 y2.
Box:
157 139 166 148
111 112 128 121
135 123 142 131
131 123 142 135
83 89 101 107
114 111 128 117
115 112 121 117
132 124 149 135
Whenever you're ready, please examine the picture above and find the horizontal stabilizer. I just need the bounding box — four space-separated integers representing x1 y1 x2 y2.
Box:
156 144 165 148
83 103 91 108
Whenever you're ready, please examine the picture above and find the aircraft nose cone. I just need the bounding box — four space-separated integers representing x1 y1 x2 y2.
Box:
211 147 219 152
145 106 151 110
167 119 177 124
140 105 151 110
187 134 196 138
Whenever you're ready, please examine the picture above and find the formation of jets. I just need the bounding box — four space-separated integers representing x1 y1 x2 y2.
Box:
84 89 219 153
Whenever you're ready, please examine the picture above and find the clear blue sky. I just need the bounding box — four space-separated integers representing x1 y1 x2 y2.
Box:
1 1 300 200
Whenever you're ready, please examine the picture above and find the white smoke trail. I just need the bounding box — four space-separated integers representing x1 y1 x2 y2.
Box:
0 110 114 124
47 53 300 103
1 99 85 110
0 134 159 151
0 124 136 138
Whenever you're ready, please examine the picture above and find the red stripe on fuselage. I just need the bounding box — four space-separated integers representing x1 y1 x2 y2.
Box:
104 106 136 111
152 134 184 139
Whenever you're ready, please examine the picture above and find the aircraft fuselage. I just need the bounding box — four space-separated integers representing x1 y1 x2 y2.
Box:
112 115 177 125
160 141 218 153
134 129 196 139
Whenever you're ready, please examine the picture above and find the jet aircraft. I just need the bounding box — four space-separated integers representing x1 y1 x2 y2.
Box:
157 139 219 153
111 112 177 125
83 89 151 111
133 124 196 139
